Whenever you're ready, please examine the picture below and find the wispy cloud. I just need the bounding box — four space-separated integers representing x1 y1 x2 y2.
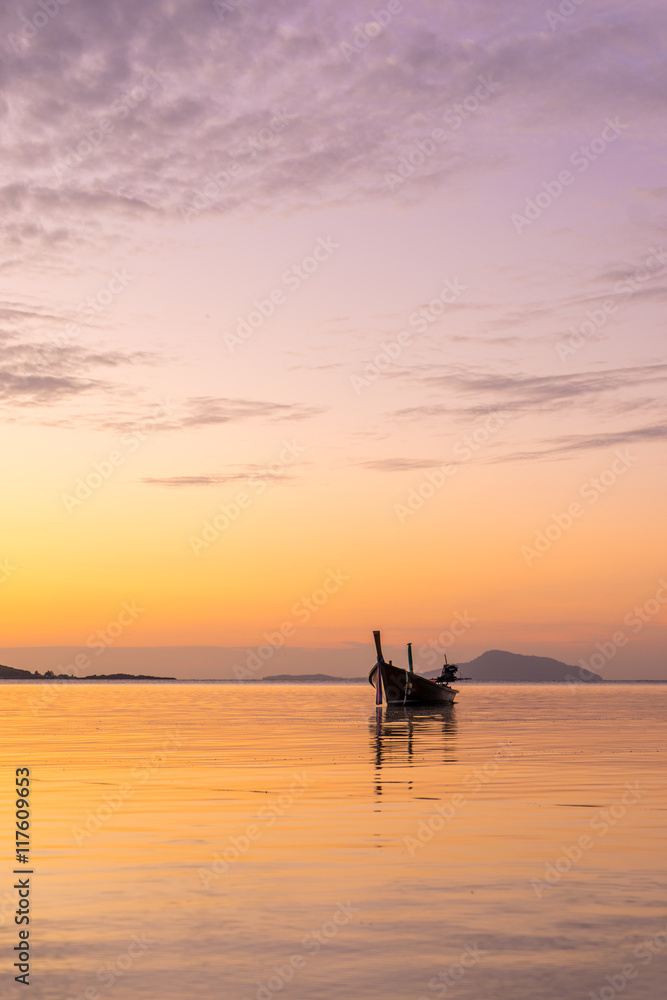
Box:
485 422 667 463
395 363 667 421
157 397 322 430
39 396 323 432
0 324 153 410
359 457 443 472
141 468 300 488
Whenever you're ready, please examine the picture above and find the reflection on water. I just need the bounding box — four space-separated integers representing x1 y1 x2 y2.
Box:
372 705 458 797
0 682 665 1000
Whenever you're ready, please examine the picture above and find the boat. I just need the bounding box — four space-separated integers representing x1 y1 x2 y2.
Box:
368 630 459 705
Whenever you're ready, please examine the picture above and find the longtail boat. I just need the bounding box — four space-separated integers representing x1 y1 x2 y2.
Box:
368 630 459 706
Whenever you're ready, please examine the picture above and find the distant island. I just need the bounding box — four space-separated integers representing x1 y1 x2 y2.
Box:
264 673 364 684
422 649 603 683
0 664 175 681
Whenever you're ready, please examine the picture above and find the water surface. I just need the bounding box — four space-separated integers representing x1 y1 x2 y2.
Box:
1 683 665 999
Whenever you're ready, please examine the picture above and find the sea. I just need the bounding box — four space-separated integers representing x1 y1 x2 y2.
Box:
1 682 665 999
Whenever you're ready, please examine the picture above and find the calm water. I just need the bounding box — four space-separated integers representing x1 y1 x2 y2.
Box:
1 683 665 999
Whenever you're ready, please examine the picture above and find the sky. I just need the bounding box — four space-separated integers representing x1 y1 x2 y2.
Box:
0 0 666 678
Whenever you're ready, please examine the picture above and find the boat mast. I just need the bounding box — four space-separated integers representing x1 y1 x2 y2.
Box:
373 630 384 706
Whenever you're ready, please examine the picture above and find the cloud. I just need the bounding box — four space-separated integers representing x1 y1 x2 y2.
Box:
637 187 667 200
0 301 154 410
359 457 443 472
159 396 321 429
394 363 667 421
362 420 667 470
41 396 322 432
486 422 667 463
141 468 299 487
2 0 666 263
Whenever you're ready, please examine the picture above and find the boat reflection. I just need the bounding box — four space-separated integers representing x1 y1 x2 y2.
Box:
370 704 458 797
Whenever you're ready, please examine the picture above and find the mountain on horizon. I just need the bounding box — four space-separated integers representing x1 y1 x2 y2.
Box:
424 649 601 683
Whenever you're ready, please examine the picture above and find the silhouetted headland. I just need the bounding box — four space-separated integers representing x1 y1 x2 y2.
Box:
0 664 175 681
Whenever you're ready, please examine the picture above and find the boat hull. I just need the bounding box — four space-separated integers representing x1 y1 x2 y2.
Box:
369 660 457 705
